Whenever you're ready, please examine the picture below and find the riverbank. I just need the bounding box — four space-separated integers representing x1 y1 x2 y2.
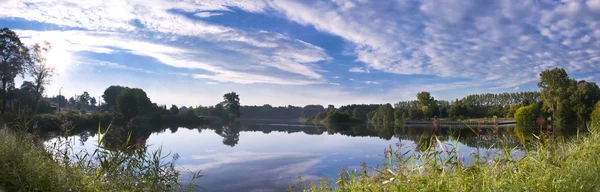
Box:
1 112 219 134
297 123 600 191
0 123 200 191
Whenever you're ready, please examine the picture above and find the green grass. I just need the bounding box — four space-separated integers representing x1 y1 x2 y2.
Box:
0 121 201 191
292 124 600 191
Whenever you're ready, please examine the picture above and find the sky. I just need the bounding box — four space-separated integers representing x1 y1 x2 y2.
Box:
1 0 600 107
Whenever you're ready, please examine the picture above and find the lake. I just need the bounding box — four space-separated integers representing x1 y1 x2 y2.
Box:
44 120 525 192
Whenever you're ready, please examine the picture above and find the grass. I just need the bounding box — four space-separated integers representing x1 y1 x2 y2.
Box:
290 123 600 191
0 117 201 191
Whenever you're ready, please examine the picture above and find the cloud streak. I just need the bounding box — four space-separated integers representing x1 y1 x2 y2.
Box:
267 0 600 88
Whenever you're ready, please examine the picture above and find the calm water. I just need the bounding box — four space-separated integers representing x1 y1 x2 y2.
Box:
45 121 522 192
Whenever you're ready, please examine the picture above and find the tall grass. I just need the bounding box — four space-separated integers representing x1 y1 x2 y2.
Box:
293 123 600 191
0 117 201 191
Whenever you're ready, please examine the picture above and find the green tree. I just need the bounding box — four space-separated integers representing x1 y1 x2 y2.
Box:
417 92 438 118
371 104 394 123
102 85 127 111
90 97 97 107
352 108 362 119
538 68 577 129
591 101 600 126
222 92 240 120
570 81 600 128
170 104 179 115
408 108 424 120
0 28 31 113
68 97 76 108
506 104 520 118
327 104 335 111
78 91 91 109
449 100 468 119
54 95 67 108
514 104 539 131
117 88 151 121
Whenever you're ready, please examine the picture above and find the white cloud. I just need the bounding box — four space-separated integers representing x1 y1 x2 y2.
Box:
1 0 331 83
267 0 600 88
349 67 369 73
78 58 156 74
206 82 219 85
194 12 225 18
13 29 327 85
365 81 380 85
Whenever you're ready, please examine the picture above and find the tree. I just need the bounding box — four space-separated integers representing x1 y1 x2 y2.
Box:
55 95 67 108
506 104 520 118
68 97 76 108
222 92 241 120
327 105 335 111
417 92 438 118
102 85 127 111
30 41 56 114
90 97 97 107
78 91 91 108
514 104 539 132
0 28 31 113
592 101 600 126
449 100 468 119
538 68 577 129
117 88 151 121
352 108 362 119
570 81 600 128
170 104 179 115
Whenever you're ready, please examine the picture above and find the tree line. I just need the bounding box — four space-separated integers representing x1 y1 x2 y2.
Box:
1 28 56 116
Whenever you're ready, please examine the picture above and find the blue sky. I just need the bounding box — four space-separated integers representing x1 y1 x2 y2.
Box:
1 0 600 107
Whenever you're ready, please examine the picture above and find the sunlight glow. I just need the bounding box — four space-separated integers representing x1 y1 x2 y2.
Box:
45 40 72 73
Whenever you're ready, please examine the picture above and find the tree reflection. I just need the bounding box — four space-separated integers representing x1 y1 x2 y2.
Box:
41 119 578 150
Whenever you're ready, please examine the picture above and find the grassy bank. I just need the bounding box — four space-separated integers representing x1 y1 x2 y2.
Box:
0 123 200 191
293 124 600 191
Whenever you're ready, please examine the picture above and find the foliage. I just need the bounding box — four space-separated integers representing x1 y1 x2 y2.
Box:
222 92 240 120
240 105 303 120
117 88 152 121
0 121 201 191
570 80 600 128
102 85 128 111
0 28 31 113
90 97 97 107
407 107 424 120
514 104 539 132
505 104 520 118
592 101 600 126
538 68 577 129
300 105 326 119
417 91 438 118
170 104 179 115
299 124 600 191
370 104 395 123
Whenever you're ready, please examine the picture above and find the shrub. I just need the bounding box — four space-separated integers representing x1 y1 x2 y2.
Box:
592 101 600 126
514 104 538 131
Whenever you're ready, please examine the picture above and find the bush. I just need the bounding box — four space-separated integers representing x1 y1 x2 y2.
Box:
514 104 538 131
592 101 600 126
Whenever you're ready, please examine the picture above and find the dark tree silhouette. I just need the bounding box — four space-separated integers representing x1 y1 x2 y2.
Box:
0 28 31 113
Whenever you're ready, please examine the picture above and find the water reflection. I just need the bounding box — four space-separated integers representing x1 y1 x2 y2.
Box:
41 120 570 192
